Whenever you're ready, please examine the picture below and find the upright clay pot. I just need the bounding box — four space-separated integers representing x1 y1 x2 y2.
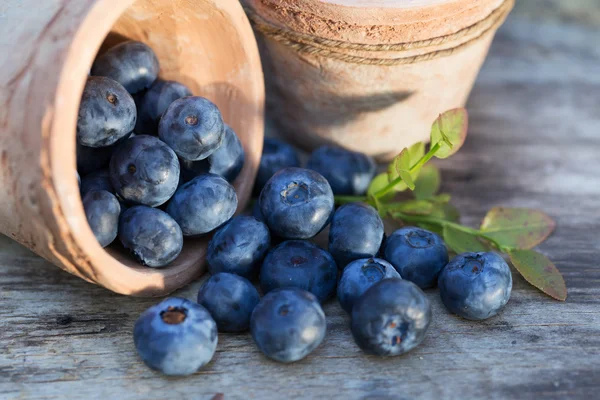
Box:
0 0 265 296
244 0 513 160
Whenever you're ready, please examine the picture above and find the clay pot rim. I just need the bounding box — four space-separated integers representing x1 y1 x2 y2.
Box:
47 0 264 296
246 0 506 44
320 0 463 9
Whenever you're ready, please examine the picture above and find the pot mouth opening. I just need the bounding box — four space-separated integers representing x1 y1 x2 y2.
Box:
49 0 265 296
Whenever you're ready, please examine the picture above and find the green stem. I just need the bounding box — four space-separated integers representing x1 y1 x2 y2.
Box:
372 143 441 200
411 142 440 172
391 211 507 251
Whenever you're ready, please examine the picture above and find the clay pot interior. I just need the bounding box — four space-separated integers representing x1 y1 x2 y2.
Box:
56 0 263 296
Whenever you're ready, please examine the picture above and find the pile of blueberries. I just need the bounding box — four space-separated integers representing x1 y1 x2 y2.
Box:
132 138 513 376
78 38 512 377
78 41 244 267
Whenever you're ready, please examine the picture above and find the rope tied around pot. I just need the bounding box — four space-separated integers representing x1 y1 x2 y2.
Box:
244 0 514 66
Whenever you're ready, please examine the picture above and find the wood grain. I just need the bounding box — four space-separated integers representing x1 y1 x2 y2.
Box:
1 1 600 399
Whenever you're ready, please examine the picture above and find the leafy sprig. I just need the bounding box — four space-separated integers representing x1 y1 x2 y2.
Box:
334 109 567 301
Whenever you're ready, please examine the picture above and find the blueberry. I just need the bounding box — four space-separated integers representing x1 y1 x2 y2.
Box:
82 190 120 247
166 174 237 236
158 96 225 161
77 142 116 175
306 146 376 196
260 240 337 302
197 273 260 332
119 206 183 267
207 216 270 279
337 258 400 314
80 169 129 213
110 135 180 207
259 167 334 239
438 252 512 320
80 169 113 196
251 288 326 363
180 125 245 183
77 77 136 148
252 201 264 222
328 202 384 268
133 297 217 376
255 138 300 194
92 41 160 94
351 278 431 356
384 227 449 289
135 80 192 135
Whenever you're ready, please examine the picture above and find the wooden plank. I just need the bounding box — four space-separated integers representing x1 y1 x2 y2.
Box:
2 3 600 399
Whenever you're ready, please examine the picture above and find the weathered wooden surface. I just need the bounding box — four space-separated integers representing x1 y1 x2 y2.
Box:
2 1 600 399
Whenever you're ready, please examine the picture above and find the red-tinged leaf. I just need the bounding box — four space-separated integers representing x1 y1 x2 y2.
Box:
430 108 469 159
508 249 567 301
480 207 556 250
443 225 489 254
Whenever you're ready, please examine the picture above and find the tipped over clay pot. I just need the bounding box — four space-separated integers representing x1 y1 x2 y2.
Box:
0 0 265 296
244 0 513 160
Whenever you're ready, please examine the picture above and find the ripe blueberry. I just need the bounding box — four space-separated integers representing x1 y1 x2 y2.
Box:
77 76 136 148
197 273 260 332
135 79 192 135
255 138 300 194
109 135 180 207
133 297 217 376
351 278 431 356
251 288 326 363
180 125 245 183
77 142 119 176
306 146 376 196
260 240 337 303
119 206 183 267
82 190 120 248
438 252 512 320
207 216 270 279
259 167 334 239
166 174 237 236
158 96 225 161
80 169 114 196
328 202 384 268
337 258 400 314
384 227 449 289
92 41 160 94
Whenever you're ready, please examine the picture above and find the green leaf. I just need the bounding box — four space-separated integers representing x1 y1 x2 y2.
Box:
367 173 390 198
431 193 451 204
385 142 425 193
429 202 461 223
388 148 415 190
508 249 567 301
430 108 469 159
406 141 426 166
443 225 488 254
480 207 556 250
413 164 441 200
417 222 444 236
390 200 434 216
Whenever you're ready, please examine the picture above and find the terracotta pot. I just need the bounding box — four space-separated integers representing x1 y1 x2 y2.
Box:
244 0 513 161
0 0 264 296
